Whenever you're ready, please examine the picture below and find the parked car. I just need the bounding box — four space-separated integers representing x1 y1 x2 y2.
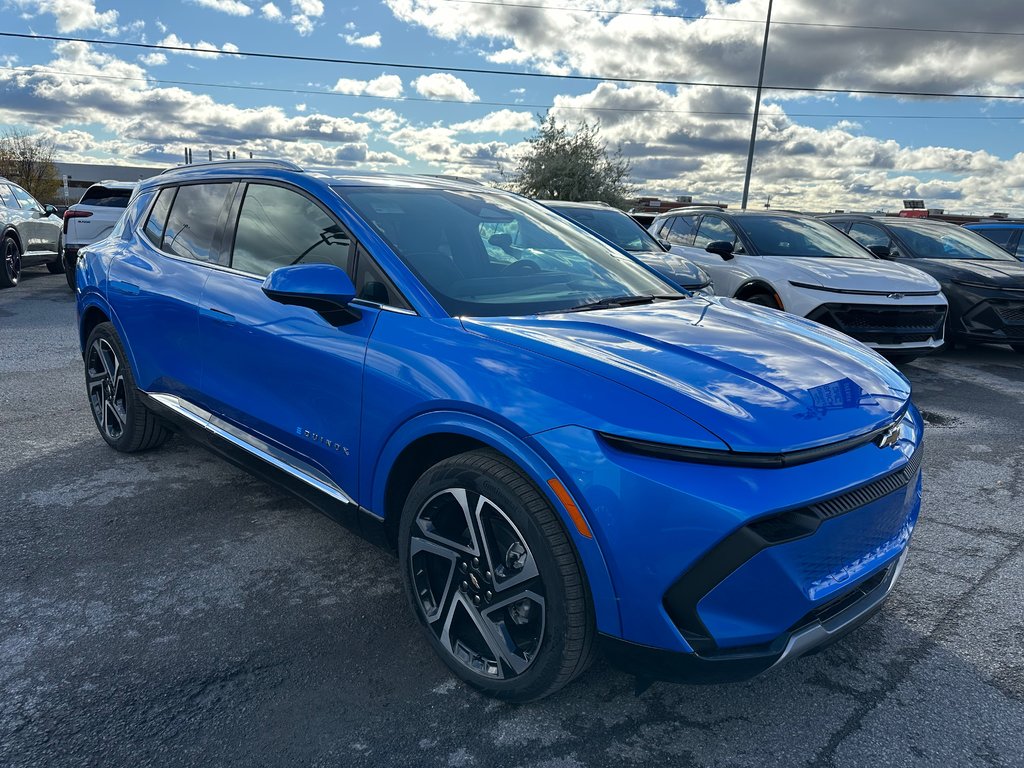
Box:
63 181 137 291
0 176 64 288
961 221 1024 261
823 215 1024 353
649 209 947 360
542 201 713 294
76 160 923 701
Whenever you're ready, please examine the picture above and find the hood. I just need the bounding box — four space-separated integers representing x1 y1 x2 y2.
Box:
915 257 1024 288
777 257 941 293
632 251 709 288
463 298 911 454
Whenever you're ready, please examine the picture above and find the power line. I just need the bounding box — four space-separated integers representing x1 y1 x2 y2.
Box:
4 31 1024 101
5 64 1024 121
438 0 1024 37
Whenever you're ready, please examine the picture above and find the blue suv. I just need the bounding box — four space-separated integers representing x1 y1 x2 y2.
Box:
76 161 923 701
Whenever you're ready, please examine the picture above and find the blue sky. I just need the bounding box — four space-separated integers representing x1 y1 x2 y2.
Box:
1 0 1022 213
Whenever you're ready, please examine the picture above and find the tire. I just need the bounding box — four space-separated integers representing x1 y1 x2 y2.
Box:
398 449 595 702
84 322 172 453
63 247 77 292
744 292 780 309
46 238 65 274
1 235 21 289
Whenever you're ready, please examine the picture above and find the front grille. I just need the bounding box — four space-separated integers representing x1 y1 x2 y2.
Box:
995 304 1024 326
808 447 924 521
807 304 945 344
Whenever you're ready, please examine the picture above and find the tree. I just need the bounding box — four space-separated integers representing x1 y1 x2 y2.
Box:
503 114 634 207
0 129 60 203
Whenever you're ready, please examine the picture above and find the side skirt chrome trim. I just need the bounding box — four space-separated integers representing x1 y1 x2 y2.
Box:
143 392 355 505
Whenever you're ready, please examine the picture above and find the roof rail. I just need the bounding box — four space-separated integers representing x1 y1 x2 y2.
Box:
418 173 485 186
160 159 303 176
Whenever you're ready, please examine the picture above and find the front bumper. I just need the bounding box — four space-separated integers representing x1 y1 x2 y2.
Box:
948 284 1024 344
531 405 923 677
806 303 946 349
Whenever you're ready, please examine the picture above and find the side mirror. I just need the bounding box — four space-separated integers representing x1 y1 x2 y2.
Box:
866 244 894 259
657 238 672 252
705 240 735 260
43 204 59 217
262 264 360 325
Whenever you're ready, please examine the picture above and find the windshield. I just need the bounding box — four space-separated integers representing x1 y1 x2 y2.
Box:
546 204 662 254
737 216 872 259
887 221 1018 261
333 186 678 317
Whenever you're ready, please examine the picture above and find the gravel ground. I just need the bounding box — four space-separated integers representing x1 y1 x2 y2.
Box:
2 267 1023 768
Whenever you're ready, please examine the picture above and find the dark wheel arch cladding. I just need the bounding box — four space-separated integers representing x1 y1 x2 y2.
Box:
735 281 782 308
80 306 112 354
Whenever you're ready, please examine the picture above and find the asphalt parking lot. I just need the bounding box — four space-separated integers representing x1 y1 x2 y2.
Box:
2 267 1023 768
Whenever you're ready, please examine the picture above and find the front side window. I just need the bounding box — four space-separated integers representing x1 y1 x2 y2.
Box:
970 227 1014 249
694 216 737 249
333 186 677 317
0 184 15 208
163 183 233 263
848 222 891 250
736 216 872 258
548 206 661 254
9 185 39 211
666 215 699 246
231 183 353 277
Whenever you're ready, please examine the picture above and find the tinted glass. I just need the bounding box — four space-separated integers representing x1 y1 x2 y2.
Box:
666 215 698 246
80 186 133 208
887 221 1017 261
0 184 15 208
334 186 677 317
143 187 174 248
354 247 408 308
10 185 39 210
694 216 736 249
163 183 232 263
848 222 890 248
736 216 871 258
968 227 1014 249
547 205 661 253
232 184 353 277
112 190 152 240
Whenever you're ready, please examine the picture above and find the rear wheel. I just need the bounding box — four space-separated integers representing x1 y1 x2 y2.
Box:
399 449 594 702
46 238 65 274
84 322 171 452
63 247 77 292
1 235 21 288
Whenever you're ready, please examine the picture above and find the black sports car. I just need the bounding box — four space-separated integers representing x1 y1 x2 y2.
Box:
822 215 1024 353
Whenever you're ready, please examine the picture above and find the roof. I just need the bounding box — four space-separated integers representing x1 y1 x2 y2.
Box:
540 200 616 210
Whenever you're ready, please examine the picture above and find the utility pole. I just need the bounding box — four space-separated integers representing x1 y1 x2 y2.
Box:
740 0 773 210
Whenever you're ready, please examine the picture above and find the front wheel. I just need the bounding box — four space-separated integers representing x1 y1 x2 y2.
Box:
744 292 780 309
399 449 594 702
84 322 172 452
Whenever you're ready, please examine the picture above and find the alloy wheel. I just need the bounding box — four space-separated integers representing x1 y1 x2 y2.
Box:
409 487 546 680
3 239 20 284
86 338 128 441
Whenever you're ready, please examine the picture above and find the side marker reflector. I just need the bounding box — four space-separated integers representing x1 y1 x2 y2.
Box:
547 478 592 539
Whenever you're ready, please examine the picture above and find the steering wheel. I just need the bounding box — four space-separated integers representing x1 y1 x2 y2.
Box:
503 259 541 274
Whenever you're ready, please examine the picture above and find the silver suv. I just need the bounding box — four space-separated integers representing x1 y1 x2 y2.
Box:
63 181 136 290
0 177 63 289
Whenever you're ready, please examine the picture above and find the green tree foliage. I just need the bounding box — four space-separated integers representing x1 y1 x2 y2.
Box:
504 114 634 207
0 129 60 203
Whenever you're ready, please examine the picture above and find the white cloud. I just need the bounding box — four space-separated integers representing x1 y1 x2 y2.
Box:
295 103 307 112
8 0 118 33
260 2 282 20
452 110 537 134
332 74 404 98
289 0 323 35
139 53 168 66
412 73 478 102
343 32 383 48
188 0 253 16
157 34 239 59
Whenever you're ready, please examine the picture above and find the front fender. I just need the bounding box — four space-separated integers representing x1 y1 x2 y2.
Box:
367 410 622 638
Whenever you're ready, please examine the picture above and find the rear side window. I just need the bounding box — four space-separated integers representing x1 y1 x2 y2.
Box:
230 183 353 276
162 183 233 263
143 187 174 248
80 186 132 208
0 184 15 207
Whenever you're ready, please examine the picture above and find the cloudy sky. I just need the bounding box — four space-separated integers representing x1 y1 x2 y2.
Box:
1 0 1023 213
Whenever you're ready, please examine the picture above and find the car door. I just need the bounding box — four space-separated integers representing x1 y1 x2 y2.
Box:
8 184 59 259
847 221 900 258
106 182 235 397
197 181 392 501
679 215 749 296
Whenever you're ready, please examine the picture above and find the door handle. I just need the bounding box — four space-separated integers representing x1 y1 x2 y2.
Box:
201 307 236 324
109 279 140 295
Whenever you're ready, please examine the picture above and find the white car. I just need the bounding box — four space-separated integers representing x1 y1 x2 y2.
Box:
650 208 948 360
62 181 136 290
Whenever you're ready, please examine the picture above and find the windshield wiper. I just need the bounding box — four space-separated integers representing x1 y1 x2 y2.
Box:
558 294 686 313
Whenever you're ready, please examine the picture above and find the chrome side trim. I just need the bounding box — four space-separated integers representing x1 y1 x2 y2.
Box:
145 392 354 505
350 298 418 316
769 547 909 670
